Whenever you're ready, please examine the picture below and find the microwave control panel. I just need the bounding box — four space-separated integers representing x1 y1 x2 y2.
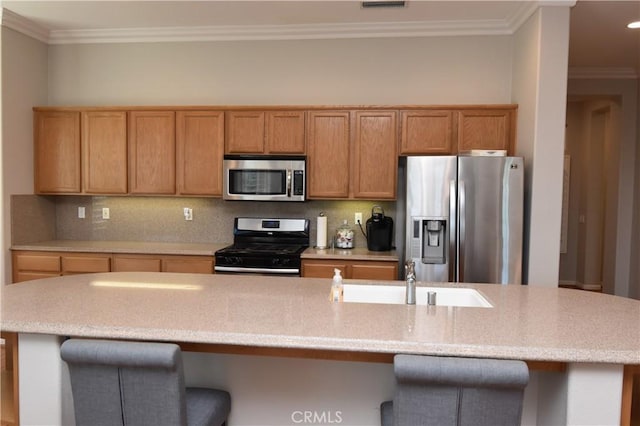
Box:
293 170 304 196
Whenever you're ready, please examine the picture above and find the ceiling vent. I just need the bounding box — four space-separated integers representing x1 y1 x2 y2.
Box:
361 1 407 8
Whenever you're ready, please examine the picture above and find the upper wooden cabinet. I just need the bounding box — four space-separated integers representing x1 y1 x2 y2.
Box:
400 110 454 155
225 111 264 153
456 108 516 153
226 110 305 154
306 111 351 199
32 104 518 198
34 111 81 193
176 111 225 196
128 111 176 194
308 110 398 200
352 111 398 199
266 111 306 154
399 106 517 155
82 111 128 194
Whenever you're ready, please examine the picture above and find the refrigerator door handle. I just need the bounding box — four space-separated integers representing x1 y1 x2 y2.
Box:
458 180 466 282
449 180 456 281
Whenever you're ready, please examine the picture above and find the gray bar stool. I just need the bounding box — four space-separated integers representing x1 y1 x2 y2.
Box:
381 354 529 426
61 339 231 426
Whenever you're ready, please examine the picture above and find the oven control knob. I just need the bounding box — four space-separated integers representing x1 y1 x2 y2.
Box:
224 256 242 265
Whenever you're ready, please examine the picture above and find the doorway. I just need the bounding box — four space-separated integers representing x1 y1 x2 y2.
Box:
559 99 619 294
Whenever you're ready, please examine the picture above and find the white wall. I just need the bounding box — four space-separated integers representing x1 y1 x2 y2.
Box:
1 27 48 284
47 36 513 105
511 7 570 286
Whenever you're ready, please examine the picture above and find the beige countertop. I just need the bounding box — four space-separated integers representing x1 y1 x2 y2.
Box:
301 247 398 261
2 272 639 365
11 240 230 256
11 240 399 261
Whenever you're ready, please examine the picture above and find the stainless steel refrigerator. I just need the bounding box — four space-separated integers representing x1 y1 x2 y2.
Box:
405 155 523 284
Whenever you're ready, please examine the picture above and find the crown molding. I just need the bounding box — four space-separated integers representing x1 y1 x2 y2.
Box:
0 8 49 43
507 0 576 32
47 19 516 44
568 67 638 80
2 1 575 45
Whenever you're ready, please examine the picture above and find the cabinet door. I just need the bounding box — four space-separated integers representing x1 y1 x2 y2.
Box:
162 256 214 274
225 111 265 154
112 255 162 272
176 111 225 196
306 111 351 199
400 110 454 154
12 251 61 283
351 262 398 280
266 111 305 154
457 109 515 153
82 111 128 194
34 111 81 193
128 111 176 194
301 260 349 278
352 111 398 199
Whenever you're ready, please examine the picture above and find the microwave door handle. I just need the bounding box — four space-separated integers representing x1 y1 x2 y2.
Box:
286 170 292 197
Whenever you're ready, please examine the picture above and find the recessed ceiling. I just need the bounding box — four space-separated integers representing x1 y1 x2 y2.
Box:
1 0 639 73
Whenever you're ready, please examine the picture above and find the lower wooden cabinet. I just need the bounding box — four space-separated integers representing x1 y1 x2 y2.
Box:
12 251 111 283
301 259 398 280
112 254 214 274
12 251 214 283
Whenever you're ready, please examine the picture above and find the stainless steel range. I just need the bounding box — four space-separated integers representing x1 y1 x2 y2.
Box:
214 217 310 275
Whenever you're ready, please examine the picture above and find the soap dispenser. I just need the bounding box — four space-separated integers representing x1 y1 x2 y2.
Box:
330 268 343 302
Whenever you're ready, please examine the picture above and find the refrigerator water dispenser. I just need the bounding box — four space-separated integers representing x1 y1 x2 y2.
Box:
423 219 446 264
411 218 447 265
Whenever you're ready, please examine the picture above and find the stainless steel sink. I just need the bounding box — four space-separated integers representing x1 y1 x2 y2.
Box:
342 284 492 308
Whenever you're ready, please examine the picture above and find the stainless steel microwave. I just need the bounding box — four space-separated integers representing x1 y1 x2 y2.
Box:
223 155 306 201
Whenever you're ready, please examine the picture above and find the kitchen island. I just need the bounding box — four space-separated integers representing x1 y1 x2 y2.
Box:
2 272 639 425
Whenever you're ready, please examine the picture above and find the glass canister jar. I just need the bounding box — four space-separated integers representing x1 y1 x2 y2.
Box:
335 220 355 249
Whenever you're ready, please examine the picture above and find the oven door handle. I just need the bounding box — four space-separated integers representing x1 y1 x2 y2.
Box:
214 266 300 274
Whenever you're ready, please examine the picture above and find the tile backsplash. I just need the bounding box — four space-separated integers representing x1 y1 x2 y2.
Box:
13 194 399 249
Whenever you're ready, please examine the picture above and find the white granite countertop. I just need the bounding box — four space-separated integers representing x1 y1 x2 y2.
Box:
2 273 639 365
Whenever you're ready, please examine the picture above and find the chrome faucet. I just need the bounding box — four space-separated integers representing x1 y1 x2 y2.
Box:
405 260 416 305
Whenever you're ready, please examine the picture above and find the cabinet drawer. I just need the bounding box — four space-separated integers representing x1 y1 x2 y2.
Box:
302 261 349 279
163 258 213 274
14 271 60 283
15 254 61 272
112 256 162 272
351 263 398 280
62 255 111 273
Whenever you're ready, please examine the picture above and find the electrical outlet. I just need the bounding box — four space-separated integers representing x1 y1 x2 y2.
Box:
355 212 363 225
78 207 85 219
184 207 193 221
102 207 110 220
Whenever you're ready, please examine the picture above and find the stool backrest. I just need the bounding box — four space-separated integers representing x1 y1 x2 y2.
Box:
61 339 187 426
393 355 529 426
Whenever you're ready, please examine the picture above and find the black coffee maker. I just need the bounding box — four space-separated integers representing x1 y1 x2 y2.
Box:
366 206 394 251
